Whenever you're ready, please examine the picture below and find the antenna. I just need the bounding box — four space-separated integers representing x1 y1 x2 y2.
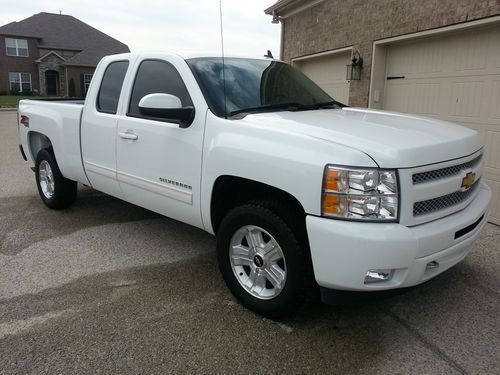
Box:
219 0 227 118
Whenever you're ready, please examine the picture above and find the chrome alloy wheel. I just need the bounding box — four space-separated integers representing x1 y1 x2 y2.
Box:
38 160 55 199
229 225 287 300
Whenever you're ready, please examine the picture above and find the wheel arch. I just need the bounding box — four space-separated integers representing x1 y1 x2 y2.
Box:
28 131 53 163
210 175 308 237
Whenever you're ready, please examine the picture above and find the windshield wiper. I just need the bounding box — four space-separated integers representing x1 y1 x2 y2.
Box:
228 100 345 118
302 100 346 109
228 102 311 117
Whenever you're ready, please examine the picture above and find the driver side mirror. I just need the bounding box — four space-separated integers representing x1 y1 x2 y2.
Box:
138 93 195 128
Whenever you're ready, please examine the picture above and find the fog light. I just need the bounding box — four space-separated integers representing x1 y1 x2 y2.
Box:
426 261 439 270
364 269 394 284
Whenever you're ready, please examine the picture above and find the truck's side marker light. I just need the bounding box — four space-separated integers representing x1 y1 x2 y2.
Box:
20 115 29 127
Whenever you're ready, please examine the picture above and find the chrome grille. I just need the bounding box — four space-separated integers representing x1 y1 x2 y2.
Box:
412 154 482 184
413 180 480 217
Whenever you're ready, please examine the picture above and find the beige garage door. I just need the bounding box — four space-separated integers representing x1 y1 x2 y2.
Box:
293 51 351 104
383 24 500 224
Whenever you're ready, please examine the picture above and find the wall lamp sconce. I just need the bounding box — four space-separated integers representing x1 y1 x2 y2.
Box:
346 50 363 80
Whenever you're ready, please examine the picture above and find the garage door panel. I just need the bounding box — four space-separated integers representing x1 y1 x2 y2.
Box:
490 81 500 119
294 52 350 104
386 45 412 75
384 83 409 112
387 40 444 75
450 81 483 117
489 180 500 220
382 24 500 224
385 81 442 115
409 83 440 115
319 82 349 104
454 32 488 71
484 169 500 185
298 54 348 81
497 35 500 67
485 131 500 170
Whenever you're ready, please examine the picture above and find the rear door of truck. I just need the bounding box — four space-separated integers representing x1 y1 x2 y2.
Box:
81 58 133 199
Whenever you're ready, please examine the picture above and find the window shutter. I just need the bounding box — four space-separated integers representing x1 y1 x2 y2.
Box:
79 74 85 96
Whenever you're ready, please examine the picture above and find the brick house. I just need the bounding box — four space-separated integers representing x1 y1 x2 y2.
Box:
265 0 500 223
0 12 129 97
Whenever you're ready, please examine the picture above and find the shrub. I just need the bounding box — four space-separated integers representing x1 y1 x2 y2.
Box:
9 90 33 96
68 78 76 97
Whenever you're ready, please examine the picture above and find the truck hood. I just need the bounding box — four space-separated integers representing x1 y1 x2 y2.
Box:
244 107 482 168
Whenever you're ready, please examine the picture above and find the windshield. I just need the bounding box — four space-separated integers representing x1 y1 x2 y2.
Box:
186 57 341 118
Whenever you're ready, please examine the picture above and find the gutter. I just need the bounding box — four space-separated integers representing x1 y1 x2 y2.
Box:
265 0 324 60
264 0 297 14
280 21 285 60
264 0 324 22
61 63 97 68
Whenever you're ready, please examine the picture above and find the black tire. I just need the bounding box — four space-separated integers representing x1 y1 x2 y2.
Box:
216 202 314 318
35 148 77 209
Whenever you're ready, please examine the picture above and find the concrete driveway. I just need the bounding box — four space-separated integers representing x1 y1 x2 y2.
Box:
0 110 499 374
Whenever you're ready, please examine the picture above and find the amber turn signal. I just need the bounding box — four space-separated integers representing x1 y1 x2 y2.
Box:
325 168 339 191
322 194 341 215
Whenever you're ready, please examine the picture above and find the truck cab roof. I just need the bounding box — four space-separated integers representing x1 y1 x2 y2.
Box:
104 51 280 62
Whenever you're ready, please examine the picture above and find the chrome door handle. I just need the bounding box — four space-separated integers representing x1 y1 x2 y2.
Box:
119 131 138 140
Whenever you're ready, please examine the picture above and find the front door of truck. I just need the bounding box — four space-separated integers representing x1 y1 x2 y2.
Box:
116 58 205 228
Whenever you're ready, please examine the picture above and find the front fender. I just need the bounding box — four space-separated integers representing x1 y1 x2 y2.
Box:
200 113 377 233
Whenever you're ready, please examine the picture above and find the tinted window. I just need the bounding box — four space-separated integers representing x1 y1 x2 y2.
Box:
97 61 129 114
187 58 335 118
128 60 193 117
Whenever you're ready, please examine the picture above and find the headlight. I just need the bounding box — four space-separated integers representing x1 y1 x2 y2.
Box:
322 165 399 221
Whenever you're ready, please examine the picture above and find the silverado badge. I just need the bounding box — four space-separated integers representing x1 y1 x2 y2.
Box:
461 171 476 191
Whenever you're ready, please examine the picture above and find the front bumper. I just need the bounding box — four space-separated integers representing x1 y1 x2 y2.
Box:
306 183 491 291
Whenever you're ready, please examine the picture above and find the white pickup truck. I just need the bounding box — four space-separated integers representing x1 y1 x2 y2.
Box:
18 52 491 317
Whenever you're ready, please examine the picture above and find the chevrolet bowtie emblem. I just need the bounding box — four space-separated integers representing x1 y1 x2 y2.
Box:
461 171 476 191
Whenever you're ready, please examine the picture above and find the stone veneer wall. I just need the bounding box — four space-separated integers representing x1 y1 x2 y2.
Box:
38 54 66 96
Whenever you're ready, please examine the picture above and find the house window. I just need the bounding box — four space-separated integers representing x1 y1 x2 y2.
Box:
83 74 93 93
9 72 32 93
5 38 28 57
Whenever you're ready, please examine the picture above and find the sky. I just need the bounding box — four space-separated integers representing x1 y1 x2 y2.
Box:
0 0 281 57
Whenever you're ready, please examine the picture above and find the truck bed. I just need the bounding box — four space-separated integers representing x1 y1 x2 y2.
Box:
18 98 90 185
24 98 86 105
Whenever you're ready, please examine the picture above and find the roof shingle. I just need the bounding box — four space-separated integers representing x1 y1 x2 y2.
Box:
0 12 129 66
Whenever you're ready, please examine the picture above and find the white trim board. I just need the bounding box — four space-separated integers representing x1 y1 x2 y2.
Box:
291 46 353 64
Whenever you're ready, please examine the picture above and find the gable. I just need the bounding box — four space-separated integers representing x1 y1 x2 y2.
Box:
0 12 129 53
36 50 66 63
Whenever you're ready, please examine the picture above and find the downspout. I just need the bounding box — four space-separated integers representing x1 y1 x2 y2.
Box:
37 63 42 96
65 66 68 98
280 20 285 61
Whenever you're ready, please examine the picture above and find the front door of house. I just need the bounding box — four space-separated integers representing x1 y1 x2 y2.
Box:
45 70 59 96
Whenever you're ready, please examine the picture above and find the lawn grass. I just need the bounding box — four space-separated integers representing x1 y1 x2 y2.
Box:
0 95 59 108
